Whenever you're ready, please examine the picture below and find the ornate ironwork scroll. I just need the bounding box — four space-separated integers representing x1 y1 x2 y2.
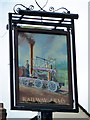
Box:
13 0 70 13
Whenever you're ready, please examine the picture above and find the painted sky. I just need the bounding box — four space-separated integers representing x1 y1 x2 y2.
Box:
18 32 67 69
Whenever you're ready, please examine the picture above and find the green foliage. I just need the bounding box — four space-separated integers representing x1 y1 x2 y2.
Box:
55 70 68 87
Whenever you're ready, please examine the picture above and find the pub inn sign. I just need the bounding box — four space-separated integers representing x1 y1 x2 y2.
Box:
8 3 79 119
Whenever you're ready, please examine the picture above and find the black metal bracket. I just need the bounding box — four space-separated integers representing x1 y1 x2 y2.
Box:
11 2 78 31
8 10 78 31
8 3 79 119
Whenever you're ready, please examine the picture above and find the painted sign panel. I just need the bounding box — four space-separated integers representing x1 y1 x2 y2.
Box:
14 28 73 110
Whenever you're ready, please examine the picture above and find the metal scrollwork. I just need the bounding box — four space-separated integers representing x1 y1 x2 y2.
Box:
55 7 70 13
13 0 70 13
35 0 48 11
49 7 70 13
29 5 34 11
13 4 29 13
49 7 55 12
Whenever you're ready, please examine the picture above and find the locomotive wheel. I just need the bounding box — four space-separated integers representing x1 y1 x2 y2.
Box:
19 78 23 86
34 79 43 89
48 81 57 92
23 79 29 87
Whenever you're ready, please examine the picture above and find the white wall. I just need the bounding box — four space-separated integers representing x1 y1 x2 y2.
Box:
0 0 89 118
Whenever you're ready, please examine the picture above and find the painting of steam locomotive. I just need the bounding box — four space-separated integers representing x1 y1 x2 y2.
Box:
19 56 64 92
15 28 73 106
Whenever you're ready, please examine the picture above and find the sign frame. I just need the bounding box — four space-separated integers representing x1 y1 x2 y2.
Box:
8 11 78 112
14 28 73 111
